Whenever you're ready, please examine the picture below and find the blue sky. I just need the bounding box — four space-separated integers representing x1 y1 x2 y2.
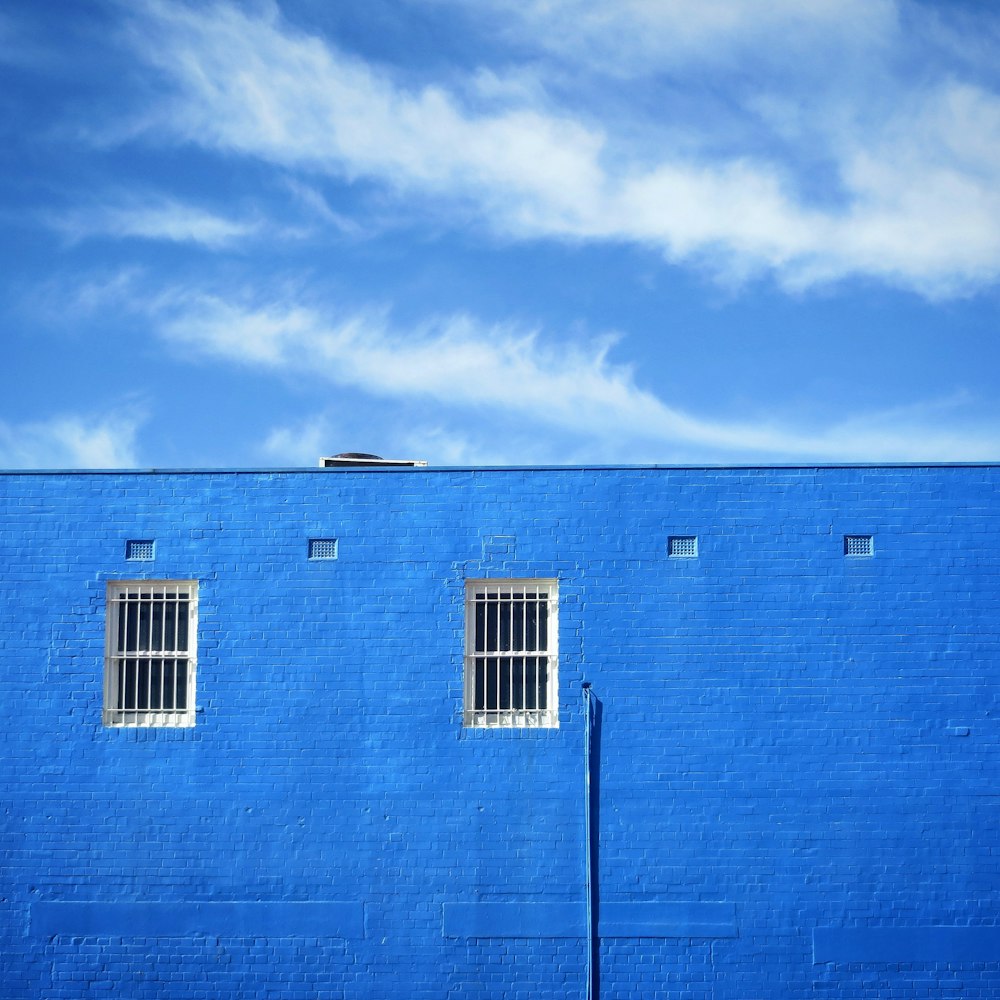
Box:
2 0 999 468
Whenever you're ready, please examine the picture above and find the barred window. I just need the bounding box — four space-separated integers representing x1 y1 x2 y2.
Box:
464 579 558 728
104 581 197 727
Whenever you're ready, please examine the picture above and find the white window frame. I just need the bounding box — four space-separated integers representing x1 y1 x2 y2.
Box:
464 579 558 729
103 580 198 728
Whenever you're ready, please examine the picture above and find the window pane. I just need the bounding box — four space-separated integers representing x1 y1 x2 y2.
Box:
474 658 486 711
124 600 140 652
122 658 137 711
484 656 498 711
136 657 152 708
499 657 511 709
176 600 189 651
486 600 498 653
137 601 151 651
117 601 127 655
474 601 486 654
116 661 128 711
510 656 525 709
172 659 188 710
151 600 164 652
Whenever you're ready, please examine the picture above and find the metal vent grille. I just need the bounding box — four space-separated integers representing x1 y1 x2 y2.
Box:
668 535 698 558
308 538 339 560
844 534 874 557
126 540 155 561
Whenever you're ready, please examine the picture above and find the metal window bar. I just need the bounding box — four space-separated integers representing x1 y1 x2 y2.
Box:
465 580 557 727
105 582 196 727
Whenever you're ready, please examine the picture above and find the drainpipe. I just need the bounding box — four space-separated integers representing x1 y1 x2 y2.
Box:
582 681 595 1000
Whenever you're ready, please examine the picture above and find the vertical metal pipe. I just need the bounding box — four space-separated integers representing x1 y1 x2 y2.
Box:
582 681 594 1000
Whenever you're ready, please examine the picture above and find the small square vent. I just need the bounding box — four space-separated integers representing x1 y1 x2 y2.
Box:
668 535 698 558
125 540 155 561
308 538 339 560
844 534 874 557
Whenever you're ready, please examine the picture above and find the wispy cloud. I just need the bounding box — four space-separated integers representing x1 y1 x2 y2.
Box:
147 287 999 462
111 0 1000 297
260 415 332 465
282 177 368 231
52 196 260 248
434 0 898 78
0 412 142 469
261 412 597 468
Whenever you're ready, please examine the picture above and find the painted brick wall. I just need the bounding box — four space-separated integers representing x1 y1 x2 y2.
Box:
1 465 998 998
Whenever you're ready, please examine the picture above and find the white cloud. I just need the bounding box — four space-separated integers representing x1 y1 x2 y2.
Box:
125 1 605 222
281 179 363 236
260 413 491 467
260 415 331 465
264 414 606 467
150 289 999 462
114 0 1000 297
435 0 898 78
394 425 486 466
0 412 142 469
53 197 260 248
63 267 144 315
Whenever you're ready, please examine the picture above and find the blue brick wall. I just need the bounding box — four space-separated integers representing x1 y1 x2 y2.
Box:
1 464 998 998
